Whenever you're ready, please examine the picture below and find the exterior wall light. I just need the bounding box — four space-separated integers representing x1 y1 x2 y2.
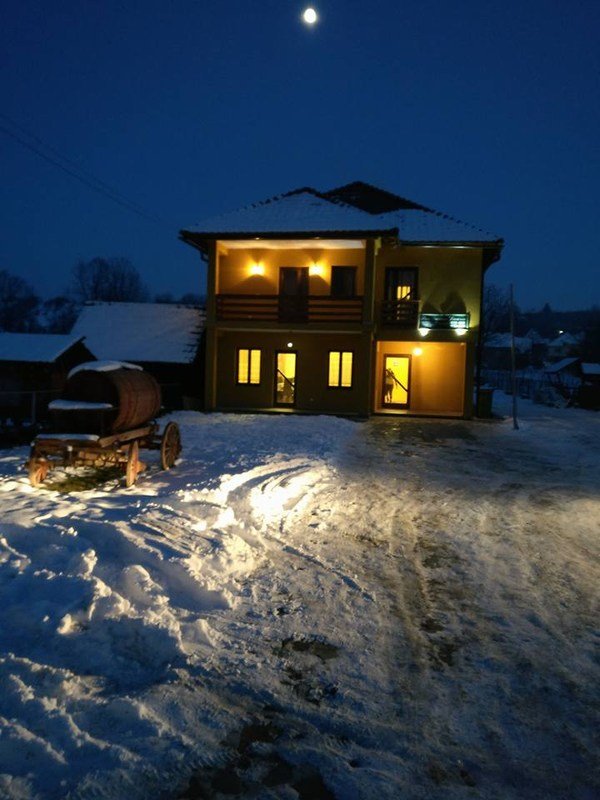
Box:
418 327 430 337
413 347 423 356
309 262 324 276
249 262 265 276
287 342 293 348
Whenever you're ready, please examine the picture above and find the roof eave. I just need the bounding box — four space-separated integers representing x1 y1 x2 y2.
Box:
180 228 398 251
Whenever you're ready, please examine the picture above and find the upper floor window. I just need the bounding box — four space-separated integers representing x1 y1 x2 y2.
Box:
331 266 357 298
237 348 261 384
385 267 418 301
328 351 353 388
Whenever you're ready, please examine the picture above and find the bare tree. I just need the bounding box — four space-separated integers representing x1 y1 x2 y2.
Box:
40 296 78 333
483 283 512 342
70 257 148 303
0 270 40 331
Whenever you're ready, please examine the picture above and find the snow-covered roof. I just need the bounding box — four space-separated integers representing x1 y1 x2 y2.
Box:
68 360 143 379
581 362 600 376
182 183 503 245
382 209 501 243
0 333 86 363
486 333 532 352
544 357 580 374
71 303 204 364
182 188 398 238
549 332 581 347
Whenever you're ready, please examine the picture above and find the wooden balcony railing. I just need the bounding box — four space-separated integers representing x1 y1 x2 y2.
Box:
380 299 420 327
216 294 363 323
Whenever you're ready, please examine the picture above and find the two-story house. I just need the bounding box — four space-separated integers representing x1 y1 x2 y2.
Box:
180 182 503 418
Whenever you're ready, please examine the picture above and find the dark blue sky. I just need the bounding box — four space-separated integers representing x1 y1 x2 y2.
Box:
1 1 598 310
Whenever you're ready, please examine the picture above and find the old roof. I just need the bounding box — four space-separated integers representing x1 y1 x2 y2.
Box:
544 357 580 373
182 182 502 245
71 303 204 364
0 333 86 363
182 188 398 239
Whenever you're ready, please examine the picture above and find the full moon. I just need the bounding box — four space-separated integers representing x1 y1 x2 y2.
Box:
302 7 318 25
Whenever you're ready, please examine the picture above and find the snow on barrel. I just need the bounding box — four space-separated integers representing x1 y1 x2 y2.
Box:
49 361 161 435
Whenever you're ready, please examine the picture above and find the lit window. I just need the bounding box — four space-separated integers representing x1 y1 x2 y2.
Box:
328 351 353 388
237 349 261 384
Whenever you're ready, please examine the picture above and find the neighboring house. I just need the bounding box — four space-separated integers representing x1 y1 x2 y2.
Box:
0 333 95 421
71 302 205 406
578 362 600 409
547 332 582 361
180 182 503 418
483 333 533 370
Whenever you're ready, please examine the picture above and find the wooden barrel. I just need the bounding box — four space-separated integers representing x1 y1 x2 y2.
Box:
53 367 162 435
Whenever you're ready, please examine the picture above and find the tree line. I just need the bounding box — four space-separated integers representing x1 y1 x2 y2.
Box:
0 258 203 334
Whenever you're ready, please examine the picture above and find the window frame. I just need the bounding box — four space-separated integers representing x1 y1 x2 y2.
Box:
236 347 262 385
327 350 354 389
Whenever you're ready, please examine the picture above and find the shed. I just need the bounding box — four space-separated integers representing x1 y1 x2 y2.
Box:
71 302 205 407
0 333 95 421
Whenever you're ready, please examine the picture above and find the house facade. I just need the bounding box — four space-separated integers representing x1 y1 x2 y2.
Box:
180 182 503 418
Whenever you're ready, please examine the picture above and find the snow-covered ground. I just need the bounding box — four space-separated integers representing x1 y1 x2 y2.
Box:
0 397 598 799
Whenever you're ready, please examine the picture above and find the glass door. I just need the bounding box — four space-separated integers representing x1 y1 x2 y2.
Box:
382 355 411 408
275 352 297 406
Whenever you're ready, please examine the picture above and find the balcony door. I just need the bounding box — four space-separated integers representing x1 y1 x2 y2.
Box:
382 267 419 326
382 355 411 409
275 351 297 406
279 267 309 322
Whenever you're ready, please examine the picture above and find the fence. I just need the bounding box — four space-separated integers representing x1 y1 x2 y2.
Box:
481 369 580 402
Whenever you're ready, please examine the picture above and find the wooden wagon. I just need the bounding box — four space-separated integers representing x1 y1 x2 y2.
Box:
27 421 181 488
26 361 182 488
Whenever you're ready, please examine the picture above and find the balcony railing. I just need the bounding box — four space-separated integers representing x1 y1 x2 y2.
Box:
216 294 363 323
380 299 420 327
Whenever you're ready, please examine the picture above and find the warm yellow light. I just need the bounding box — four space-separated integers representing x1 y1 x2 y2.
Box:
413 347 423 356
249 262 265 276
455 327 467 336
309 262 324 276
418 327 429 337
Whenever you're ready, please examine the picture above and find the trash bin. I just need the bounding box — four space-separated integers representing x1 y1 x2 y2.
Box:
477 386 494 418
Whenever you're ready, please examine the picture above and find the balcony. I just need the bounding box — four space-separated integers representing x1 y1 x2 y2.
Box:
215 294 363 323
379 299 420 328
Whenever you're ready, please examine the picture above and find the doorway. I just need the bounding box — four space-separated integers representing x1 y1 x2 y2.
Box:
382 355 411 408
275 351 297 406
279 267 309 322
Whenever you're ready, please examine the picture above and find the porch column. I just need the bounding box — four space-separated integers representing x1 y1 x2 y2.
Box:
359 238 378 415
204 240 218 411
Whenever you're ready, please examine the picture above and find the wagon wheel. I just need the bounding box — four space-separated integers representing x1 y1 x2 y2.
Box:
28 458 48 488
160 422 181 470
125 441 139 487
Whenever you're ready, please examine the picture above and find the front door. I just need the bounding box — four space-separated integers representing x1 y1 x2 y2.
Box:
279 268 309 322
275 351 297 406
382 355 411 409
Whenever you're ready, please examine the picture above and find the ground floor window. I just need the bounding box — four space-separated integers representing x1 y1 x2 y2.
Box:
328 351 353 388
237 348 261 384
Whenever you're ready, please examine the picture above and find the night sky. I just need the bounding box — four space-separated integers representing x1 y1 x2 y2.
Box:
1 1 598 310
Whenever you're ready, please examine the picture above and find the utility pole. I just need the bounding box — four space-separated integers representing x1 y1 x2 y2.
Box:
509 283 519 430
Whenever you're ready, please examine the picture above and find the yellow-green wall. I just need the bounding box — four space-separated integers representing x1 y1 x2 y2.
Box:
217 246 365 296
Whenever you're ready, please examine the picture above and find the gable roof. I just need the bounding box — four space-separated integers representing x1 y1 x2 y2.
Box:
0 333 87 363
323 181 431 213
325 180 501 243
181 181 503 247
181 188 398 240
71 302 205 364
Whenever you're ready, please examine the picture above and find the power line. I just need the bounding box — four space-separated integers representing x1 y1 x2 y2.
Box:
0 113 173 230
